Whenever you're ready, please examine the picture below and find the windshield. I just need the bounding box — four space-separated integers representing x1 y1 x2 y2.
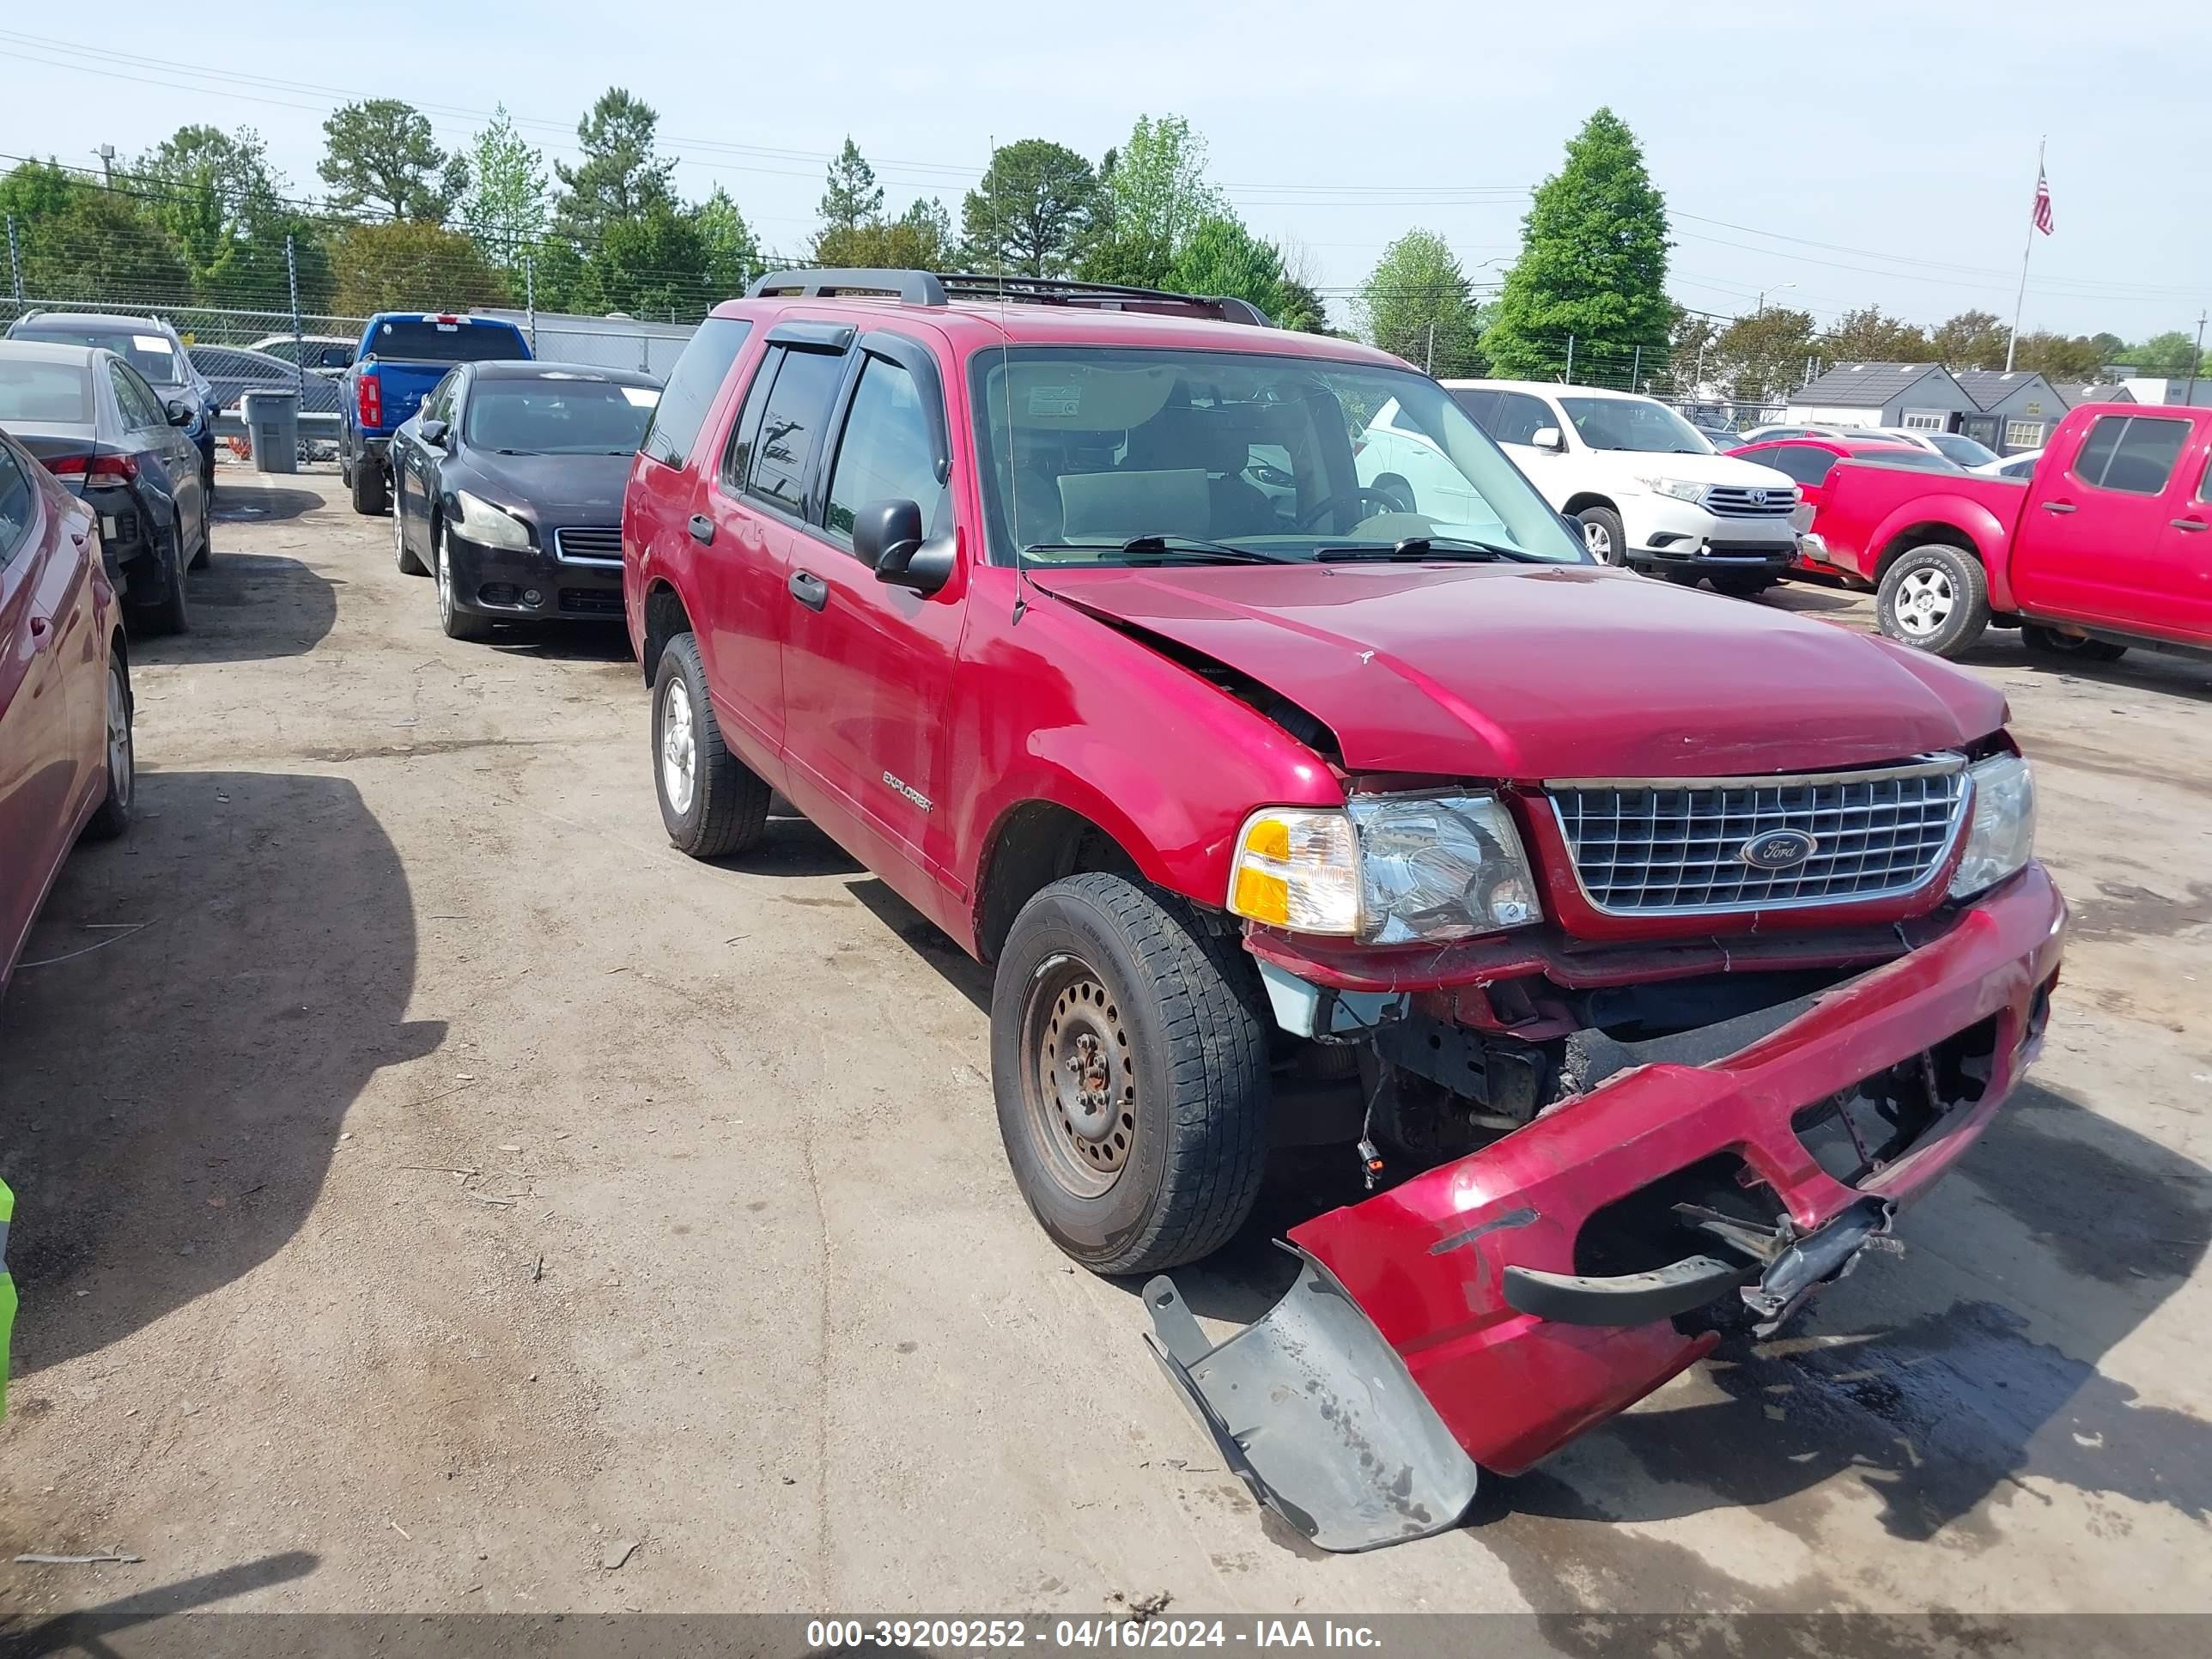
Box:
370 319 526 363
970 347 1586 567
1558 396 1713 454
14 325 182 386
1926 431 1998 467
0 358 92 423
463 378 661 454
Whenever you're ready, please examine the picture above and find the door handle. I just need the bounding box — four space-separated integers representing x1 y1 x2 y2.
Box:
788 570 829 611
688 514 714 545
2039 501 2076 514
2171 517 2209 532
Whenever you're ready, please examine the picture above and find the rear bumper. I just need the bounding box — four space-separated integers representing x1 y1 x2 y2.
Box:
1150 862 2065 1546
446 530 624 621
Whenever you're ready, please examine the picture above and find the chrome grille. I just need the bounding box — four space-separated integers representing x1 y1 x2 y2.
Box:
554 525 623 562
1548 758 1968 915
1705 483 1798 518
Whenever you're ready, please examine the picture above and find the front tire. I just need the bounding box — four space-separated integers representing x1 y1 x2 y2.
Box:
1876 544 1989 659
434 520 494 641
2021 623 2127 664
82 647 135 842
350 453 389 515
1576 504 1627 567
992 873 1269 1275
651 632 770 858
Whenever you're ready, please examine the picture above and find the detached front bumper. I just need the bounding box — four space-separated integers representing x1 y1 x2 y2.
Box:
1147 863 2066 1550
1624 496 1797 570
446 529 625 621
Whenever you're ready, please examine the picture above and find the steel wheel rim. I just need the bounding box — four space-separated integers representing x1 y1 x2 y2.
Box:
661 676 696 815
1020 954 1136 1200
1583 520 1613 561
1895 567 1954 637
106 659 132 810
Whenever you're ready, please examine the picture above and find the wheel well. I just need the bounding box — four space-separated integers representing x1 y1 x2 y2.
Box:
975 801 1147 963
1876 524 1978 581
1562 492 1617 519
641 581 692 686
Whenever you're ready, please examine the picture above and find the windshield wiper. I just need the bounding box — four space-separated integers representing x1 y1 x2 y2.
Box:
1314 536 1534 563
1023 535 1290 565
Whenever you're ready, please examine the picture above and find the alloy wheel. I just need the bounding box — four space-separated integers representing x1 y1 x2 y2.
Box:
660 676 697 816
1583 520 1613 561
106 659 133 811
435 526 453 625
1893 567 1954 638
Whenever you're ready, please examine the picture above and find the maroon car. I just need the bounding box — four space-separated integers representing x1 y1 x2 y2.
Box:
0 426 134 996
623 268 2063 1549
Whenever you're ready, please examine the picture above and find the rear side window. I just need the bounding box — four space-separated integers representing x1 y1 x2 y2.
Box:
1490 392 1555 445
743 348 847 516
368 319 529 363
1449 387 1501 429
2074 415 2189 495
1764 446 1838 486
641 317 755 470
0 441 35 566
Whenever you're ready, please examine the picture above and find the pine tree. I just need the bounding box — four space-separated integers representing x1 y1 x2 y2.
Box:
818 139 884 239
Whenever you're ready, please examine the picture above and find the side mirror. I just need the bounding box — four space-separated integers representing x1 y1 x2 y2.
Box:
419 418 449 448
855 498 954 594
1530 426 1565 453
165 398 195 427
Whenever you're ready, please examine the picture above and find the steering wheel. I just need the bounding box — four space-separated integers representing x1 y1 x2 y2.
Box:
1293 485 1411 530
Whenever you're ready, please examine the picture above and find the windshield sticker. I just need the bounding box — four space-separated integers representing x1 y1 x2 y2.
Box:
435 323 460 332
621 386 661 408
132 334 167 352
1028 385 1081 418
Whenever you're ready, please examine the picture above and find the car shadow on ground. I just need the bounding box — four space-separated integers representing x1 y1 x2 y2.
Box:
0 769 440 1382
488 623 634 664
141 550 338 663
1498 1077 2211 1542
210 485 325 526
1 1552 319 1650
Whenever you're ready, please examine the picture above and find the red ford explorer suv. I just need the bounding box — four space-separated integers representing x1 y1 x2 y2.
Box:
623 270 2065 1551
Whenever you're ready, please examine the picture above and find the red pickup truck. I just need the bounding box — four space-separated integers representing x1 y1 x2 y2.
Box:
623 269 2063 1551
1802 402 2212 661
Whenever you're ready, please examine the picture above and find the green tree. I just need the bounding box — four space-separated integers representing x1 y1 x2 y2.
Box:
2088 331 2125 362
585 199 712 319
1820 305 1930 363
131 125 286 295
896 197 957 267
1168 215 1290 321
2011 331 2104 380
961 139 1097 276
1929 309 2009 370
1079 115 1221 288
1481 107 1670 380
1713 307 1817 398
554 88 676 241
817 138 884 240
319 99 463 222
458 106 548 274
2118 331 2200 376
331 221 507 313
1359 229 1483 375
0 161 191 304
694 186 762 297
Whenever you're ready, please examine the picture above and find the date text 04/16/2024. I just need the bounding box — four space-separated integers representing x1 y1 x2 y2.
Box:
802 1620 1382 1650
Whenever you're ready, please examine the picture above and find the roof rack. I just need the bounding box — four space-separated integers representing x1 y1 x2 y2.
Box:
937 273 1273 328
745 269 948 306
743 268 1273 328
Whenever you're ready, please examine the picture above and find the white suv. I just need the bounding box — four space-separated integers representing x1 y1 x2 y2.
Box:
1376 380 1802 595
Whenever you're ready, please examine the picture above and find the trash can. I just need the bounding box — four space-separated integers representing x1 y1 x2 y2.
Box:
241 387 300 475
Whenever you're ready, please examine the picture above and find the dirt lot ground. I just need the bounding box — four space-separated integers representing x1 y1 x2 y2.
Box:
2 470 2208 1630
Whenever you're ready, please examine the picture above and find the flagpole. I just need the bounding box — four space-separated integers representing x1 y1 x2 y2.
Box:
2006 137 2044 373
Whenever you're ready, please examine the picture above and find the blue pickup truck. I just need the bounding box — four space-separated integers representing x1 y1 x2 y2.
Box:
341 313 532 514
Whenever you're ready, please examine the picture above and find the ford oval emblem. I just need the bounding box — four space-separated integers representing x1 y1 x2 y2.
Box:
1741 828 1817 870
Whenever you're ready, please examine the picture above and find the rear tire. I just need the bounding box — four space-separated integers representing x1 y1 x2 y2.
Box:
394 496 428 575
187 489 212 570
1876 544 1988 659
1576 504 1628 566
1710 573 1778 599
992 872 1270 1275
350 453 389 515
127 517 190 637
651 632 770 858
82 647 135 842
2021 623 2127 664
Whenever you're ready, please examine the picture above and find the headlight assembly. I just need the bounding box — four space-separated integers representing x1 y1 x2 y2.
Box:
1948 753 2035 898
1228 794 1542 943
1635 476 1708 503
453 489 533 550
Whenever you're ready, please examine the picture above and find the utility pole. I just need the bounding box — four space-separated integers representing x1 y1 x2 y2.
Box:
1631 343 1642 390
95 143 115 187
285 234 303 400
1425 319 1435 374
1565 334 1575 382
5 215 21 307
2188 309 2207 406
2006 137 2045 373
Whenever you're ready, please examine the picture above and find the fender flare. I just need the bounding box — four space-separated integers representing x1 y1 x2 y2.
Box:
1865 494 2016 611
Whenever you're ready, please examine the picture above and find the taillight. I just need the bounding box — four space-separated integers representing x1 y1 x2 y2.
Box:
357 372 382 428
43 453 138 482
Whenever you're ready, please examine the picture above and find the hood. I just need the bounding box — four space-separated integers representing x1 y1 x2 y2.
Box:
1602 451 1795 489
1030 562 2006 780
459 449 634 524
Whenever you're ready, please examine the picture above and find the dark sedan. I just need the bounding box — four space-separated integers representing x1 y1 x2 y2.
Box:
389 362 661 641
6 312 218 500
0 340 210 635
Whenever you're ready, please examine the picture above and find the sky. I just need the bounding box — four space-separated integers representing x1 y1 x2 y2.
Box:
2 1 2205 343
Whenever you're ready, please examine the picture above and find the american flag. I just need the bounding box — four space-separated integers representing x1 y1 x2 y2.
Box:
2032 166 2055 236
